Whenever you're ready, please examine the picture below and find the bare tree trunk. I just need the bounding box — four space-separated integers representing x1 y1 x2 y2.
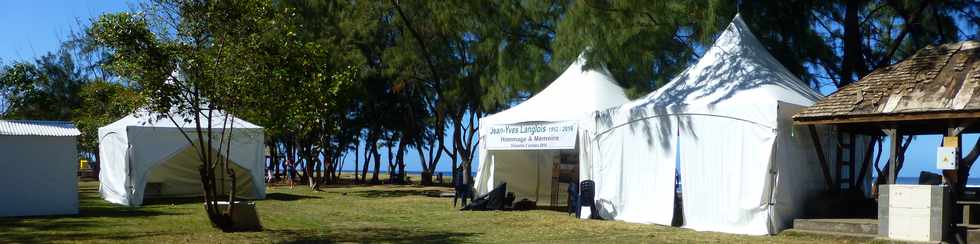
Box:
362 139 371 184
266 142 278 183
353 141 360 183
840 0 868 87
387 139 396 183
371 143 382 184
396 134 408 184
93 146 101 176
273 142 281 182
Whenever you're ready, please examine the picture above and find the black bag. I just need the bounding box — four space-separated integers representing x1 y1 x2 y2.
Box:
462 183 508 211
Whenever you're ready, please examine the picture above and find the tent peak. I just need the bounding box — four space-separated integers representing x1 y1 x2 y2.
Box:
628 12 820 110
480 49 628 125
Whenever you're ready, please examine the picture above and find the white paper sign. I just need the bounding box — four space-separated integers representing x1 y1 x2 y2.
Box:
937 147 956 170
485 121 578 150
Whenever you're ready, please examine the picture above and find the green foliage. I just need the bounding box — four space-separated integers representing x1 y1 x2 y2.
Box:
0 49 88 120
73 81 142 156
553 0 979 93
554 0 707 98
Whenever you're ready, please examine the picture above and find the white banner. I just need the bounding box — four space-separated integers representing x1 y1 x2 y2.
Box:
486 121 578 150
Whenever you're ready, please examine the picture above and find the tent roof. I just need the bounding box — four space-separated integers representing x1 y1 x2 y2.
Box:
621 15 821 111
481 53 629 125
0 120 80 137
102 109 262 132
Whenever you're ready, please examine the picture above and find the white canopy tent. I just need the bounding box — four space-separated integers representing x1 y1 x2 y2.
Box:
99 110 266 206
0 120 80 217
474 54 629 206
583 15 836 235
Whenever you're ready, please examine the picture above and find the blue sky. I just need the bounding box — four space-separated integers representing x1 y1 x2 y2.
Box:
0 1 132 62
1 1 977 177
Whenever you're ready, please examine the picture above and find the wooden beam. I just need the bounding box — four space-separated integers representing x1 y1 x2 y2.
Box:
854 135 877 192
950 120 978 136
808 125 835 191
794 110 980 125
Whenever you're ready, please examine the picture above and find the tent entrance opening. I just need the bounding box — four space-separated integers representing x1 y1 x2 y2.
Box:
492 147 578 208
144 145 256 200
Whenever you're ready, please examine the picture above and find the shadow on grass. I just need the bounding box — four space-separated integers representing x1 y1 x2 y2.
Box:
141 193 315 205
0 205 179 243
265 193 321 201
349 189 445 198
142 196 207 206
271 226 476 243
0 229 169 243
0 182 185 243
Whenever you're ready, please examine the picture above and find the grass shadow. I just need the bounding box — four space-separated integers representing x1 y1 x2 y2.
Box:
271 226 477 243
0 203 179 243
141 196 207 206
265 193 321 201
348 189 445 198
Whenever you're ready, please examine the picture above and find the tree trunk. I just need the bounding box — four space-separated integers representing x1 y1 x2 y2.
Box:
371 143 382 184
93 146 101 176
353 141 360 183
840 0 868 86
362 141 372 184
416 139 430 185
387 140 396 183
269 142 280 182
396 136 408 184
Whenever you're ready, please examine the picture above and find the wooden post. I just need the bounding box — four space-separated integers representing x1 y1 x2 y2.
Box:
849 133 856 187
834 133 844 192
945 127 963 186
885 128 900 184
808 125 835 191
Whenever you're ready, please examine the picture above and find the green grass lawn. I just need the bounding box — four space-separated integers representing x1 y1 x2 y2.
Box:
0 181 879 243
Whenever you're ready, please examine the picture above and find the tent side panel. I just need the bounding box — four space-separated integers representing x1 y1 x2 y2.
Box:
679 113 776 235
588 115 677 225
618 116 677 224
0 136 78 217
770 102 845 233
98 130 131 205
474 140 494 196
591 125 624 219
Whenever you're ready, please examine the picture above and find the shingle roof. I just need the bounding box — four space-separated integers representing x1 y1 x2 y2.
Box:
794 41 980 122
0 120 81 137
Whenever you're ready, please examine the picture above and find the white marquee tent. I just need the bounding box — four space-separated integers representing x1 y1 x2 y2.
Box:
474 53 629 206
0 120 80 217
582 15 833 235
99 110 266 206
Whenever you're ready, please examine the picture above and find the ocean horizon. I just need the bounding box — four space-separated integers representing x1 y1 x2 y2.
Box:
880 176 980 187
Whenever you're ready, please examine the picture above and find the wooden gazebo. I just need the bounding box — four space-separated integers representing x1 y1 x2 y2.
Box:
794 40 980 195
